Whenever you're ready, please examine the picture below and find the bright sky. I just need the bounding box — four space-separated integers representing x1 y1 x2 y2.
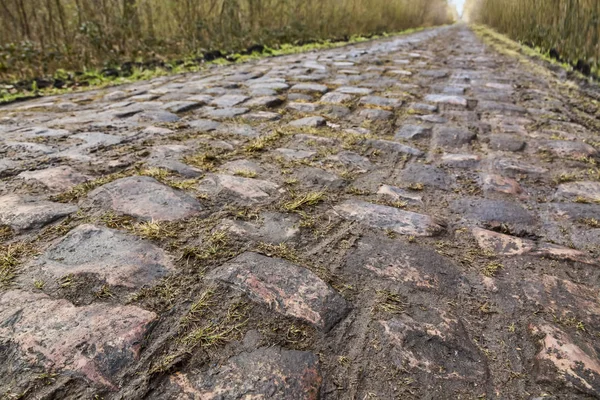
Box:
451 0 466 16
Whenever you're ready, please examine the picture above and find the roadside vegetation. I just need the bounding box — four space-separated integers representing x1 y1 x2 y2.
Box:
465 0 600 78
0 0 453 102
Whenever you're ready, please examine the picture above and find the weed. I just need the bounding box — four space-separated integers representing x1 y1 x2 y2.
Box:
256 242 300 263
36 372 58 385
385 229 397 239
128 276 181 309
553 172 579 185
0 225 12 241
184 152 220 171
482 262 503 277
579 218 600 228
0 243 33 288
52 171 131 202
168 179 198 190
346 187 369 196
179 301 248 349
574 196 597 204
131 220 176 240
374 290 406 314
100 212 135 229
233 169 257 178
180 287 216 329
34 280 45 289
148 353 182 374
38 217 74 240
407 182 424 191
59 274 74 288
181 231 234 264
283 191 325 211
94 284 114 299
244 130 285 153
139 167 170 180
286 324 309 343
587 168 600 181
338 356 351 367
226 206 260 221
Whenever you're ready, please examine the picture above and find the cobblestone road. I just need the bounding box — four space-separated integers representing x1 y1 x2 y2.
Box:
1 25 600 399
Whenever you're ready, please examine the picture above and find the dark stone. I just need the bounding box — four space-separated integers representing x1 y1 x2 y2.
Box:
451 197 537 226
433 127 476 148
83 176 203 221
208 252 350 331
163 347 322 399
489 134 526 152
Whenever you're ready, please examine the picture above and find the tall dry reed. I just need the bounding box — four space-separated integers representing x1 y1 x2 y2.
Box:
0 0 452 81
465 0 599 75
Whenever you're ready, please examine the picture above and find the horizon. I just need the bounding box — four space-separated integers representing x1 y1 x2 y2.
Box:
451 0 466 16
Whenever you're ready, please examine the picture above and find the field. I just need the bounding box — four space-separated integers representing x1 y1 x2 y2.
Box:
0 0 452 84
465 0 600 77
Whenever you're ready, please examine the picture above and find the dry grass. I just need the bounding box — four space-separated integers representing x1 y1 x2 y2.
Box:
373 290 406 314
131 220 176 240
0 243 34 288
0 0 452 82
482 261 503 277
179 301 249 349
52 171 130 202
283 191 325 211
233 170 258 178
466 0 599 76
256 242 300 263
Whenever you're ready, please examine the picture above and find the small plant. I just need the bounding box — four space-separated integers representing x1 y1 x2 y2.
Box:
59 274 74 288
0 225 12 241
338 356 351 367
94 284 114 299
100 212 135 229
132 220 175 240
286 324 309 343
283 191 325 211
256 242 300 263
168 179 198 190
184 152 220 171
180 287 216 328
139 167 170 180
374 290 406 314
180 230 234 263
407 182 424 191
179 301 248 350
244 130 285 153
233 169 257 178
52 171 130 202
346 187 369 196
0 243 33 288
482 262 503 277
553 172 579 185
148 353 181 375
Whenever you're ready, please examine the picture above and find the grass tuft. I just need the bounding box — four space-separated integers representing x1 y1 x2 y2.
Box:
52 171 131 202
283 191 325 211
482 262 503 277
374 290 406 314
0 244 34 288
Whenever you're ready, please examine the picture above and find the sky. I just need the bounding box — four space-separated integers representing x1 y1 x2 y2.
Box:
451 0 466 16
